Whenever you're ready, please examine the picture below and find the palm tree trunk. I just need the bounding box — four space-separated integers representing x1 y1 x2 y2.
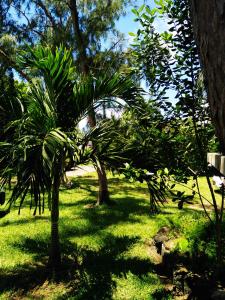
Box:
89 111 110 206
89 110 110 205
96 162 110 205
102 102 107 119
48 167 61 274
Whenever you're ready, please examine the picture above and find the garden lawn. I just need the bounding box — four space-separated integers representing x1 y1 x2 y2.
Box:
0 173 213 299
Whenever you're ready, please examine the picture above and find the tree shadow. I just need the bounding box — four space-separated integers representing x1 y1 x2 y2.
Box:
0 215 49 227
0 262 49 296
59 196 156 239
63 176 149 199
60 236 155 300
3 235 156 299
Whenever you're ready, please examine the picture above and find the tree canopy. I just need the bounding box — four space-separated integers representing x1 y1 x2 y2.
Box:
1 0 225 295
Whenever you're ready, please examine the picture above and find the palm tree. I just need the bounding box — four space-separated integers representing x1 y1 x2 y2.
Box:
0 45 140 274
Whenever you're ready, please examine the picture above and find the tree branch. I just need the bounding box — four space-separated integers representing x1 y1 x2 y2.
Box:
67 0 89 74
11 4 45 40
33 0 57 28
0 48 30 81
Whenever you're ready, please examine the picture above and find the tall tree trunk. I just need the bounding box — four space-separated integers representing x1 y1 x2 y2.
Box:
68 0 89 75
102 102 107 119
190 0 225 152
88 107 110 205
68 0 110 205
96 163 110 205
48 166 61 274
190 0 225 267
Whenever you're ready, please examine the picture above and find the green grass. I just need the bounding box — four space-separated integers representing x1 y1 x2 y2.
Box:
0 173 214 299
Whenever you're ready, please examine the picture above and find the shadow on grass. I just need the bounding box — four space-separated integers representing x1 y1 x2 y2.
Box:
0 262 49 296
0 215 49 227
1 176 219 299
59 196 157 238
62 176 149 199
58 176 174 237
1 235 155 300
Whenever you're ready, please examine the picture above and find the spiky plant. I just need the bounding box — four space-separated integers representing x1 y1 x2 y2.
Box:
0 45 140 274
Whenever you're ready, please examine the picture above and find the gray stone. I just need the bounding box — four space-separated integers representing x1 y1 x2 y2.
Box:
173 266 190 295
153 227 170 255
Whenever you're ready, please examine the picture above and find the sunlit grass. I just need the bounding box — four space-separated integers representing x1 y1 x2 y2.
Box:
0 173 211 299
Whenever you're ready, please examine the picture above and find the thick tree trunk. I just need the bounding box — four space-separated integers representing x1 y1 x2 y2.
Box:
96 162 110 205
96 165 110 205
48 168 61 274
68 0 89 74
190 0 225 152
190 0 225 268
88 109 110 205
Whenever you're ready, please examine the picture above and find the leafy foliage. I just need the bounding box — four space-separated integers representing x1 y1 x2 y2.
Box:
0 44 141 213
131 1 224 266
123 163 169 213
130 0 219 173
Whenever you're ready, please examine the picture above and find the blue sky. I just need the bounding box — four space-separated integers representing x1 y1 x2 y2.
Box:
9 0 175 104
116 1 176 104
8 0 160 49
116 0 169 48
7 0 175 127
117 1 154 41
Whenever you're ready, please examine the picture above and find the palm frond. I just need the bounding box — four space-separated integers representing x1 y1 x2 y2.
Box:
73 73 143 122
0 45 144 216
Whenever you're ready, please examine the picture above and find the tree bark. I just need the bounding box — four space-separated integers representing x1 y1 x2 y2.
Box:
88 107 110 205
190 0 225 152
68 0 110 205
34 0 57 28
96 162 110 205
68 0 89 74
190 0 225 268
48 166 61 275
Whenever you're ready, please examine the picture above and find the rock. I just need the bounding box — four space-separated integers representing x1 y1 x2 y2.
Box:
147 244 163 264
153 227 170 255
164 239 178 251
154 234 169 243
157 226 171 235
173 266 190 295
